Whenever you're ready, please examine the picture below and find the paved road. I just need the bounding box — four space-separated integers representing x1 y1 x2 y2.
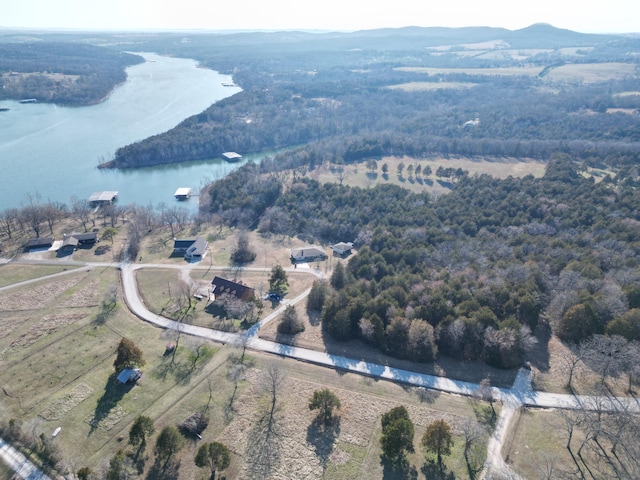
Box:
0 439 50 480
4 258 640 479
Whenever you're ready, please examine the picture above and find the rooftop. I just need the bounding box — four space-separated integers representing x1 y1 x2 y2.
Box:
88 191 118 203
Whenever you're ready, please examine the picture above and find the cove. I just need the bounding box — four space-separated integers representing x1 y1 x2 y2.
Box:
0 52 249 213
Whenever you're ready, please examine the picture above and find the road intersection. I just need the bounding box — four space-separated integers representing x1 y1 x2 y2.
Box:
1 258 639 479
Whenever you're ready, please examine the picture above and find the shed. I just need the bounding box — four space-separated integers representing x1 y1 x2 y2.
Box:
117 368 142 384
331 242 354 257
290 245 327 263
211 276 255 301
222 152 243 162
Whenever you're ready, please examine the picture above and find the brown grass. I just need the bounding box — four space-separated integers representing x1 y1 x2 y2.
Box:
0 264 79 288
308 156 546 196
543 62 637 83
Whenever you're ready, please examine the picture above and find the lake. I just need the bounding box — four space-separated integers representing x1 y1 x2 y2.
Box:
0 52 252 213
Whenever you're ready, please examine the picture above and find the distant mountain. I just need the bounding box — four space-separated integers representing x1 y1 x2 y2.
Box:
195 23 620 51
505 23 618 48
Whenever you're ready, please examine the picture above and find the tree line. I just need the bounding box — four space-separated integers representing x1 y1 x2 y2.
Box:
0 42 142 106
198 155 640 371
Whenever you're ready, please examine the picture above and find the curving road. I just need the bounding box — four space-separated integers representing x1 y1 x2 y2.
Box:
3 258 640 479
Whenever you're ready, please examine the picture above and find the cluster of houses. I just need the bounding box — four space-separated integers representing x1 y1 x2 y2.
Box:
25 232 99 256
289 242 353 263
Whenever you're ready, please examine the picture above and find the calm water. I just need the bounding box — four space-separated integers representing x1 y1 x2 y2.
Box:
0 52 250 213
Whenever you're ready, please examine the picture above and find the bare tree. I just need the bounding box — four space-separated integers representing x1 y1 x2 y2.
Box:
70 196 94 232
22 192 45 237
557 344 584 392
246 363 288 478
0 208 19 239
474 378 497 423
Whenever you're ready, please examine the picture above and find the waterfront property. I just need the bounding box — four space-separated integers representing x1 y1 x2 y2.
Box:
290 245 327 263
88 191 118 207
211 276 255 301
222 152 243 162
172 237 208 261
174 187 192 200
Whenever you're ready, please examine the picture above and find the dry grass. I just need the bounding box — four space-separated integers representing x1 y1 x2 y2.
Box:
506 408 582 479
543 62 638 83
0 274 86 311
387 81 476 91
38 383 94 421
308 156 546 196
395 66 544 76
532 335 636 396
0 264 79 288
0 265 494 479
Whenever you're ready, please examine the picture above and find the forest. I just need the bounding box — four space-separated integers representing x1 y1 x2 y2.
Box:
0 42 142 105
199 156 640 369
93 24 640 169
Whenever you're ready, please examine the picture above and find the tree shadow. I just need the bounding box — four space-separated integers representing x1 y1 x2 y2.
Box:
414 387 439 404
145 458 181 480
421 459 455 480
528 322 552 373
152 352 194 385
127 449 149 475
381 456 418 480
471 400 496 429
306 416 341 471
245 404 285 479
308 310 322 327
88 373 134 435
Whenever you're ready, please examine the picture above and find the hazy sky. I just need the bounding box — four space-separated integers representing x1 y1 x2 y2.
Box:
2 0 638 34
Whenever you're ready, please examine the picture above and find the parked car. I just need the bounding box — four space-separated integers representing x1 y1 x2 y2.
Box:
267 293 282 302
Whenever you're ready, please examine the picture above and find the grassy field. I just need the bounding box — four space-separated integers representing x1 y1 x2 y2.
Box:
394 63 639 84
386 81 477 92
0 263 81 288
0 266 492 479
506 408 582 479
395 66 544 76
308 156 547 196
543 62 638 83
134 265 317 329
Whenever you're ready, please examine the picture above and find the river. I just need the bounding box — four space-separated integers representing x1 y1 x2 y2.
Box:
0 52 252 213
